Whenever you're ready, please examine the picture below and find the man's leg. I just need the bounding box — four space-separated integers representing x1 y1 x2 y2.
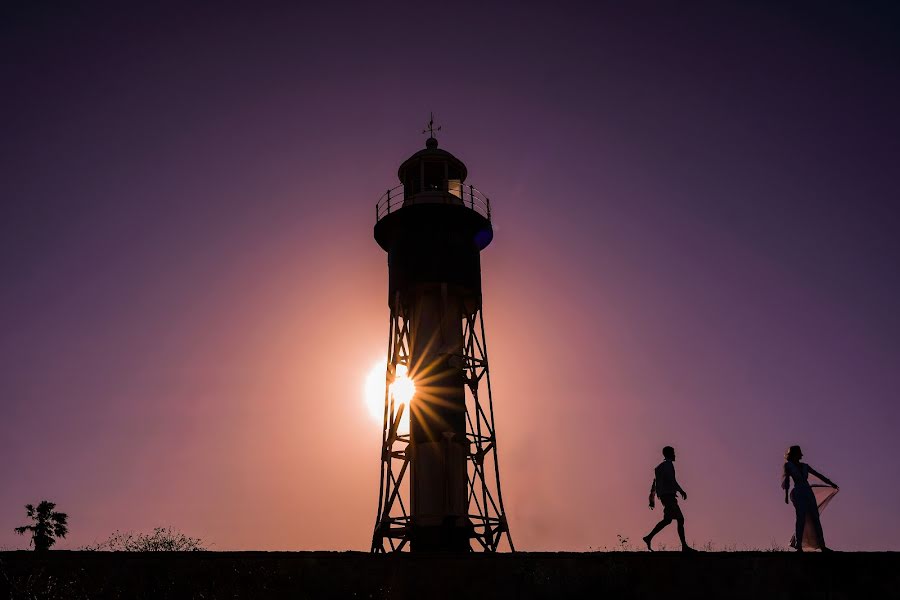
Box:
669 499 695 552
676 517 687 548
643 517 672 550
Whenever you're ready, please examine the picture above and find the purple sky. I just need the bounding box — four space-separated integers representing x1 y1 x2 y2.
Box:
2 2 899 551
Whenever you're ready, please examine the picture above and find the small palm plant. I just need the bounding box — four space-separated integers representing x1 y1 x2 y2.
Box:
14 501 69 551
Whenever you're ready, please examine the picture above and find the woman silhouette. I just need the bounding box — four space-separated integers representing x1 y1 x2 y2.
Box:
782 445 839 552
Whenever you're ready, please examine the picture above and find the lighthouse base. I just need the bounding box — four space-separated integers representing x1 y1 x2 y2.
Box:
409 517 474 553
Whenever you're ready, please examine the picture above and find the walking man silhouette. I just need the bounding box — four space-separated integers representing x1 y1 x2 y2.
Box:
643 446 696 552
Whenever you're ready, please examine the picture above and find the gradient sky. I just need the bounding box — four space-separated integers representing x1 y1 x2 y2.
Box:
2 1 899 551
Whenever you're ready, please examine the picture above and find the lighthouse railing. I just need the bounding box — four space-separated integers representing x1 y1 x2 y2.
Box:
376 183 492 223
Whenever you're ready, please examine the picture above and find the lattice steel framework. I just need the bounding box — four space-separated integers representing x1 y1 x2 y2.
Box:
371 297 514 553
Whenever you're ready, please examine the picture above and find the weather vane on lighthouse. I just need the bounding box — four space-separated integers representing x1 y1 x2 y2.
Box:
370 123 512 553
421 112 441 138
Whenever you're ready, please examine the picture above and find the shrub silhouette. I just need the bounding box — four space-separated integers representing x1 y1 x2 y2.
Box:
14 501 68 551
82 527 207 551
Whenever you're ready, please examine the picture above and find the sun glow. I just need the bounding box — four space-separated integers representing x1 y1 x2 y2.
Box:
391 364 416 405
363 361 415 425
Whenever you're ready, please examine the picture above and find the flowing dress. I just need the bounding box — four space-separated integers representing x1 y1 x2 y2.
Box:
782 462 838 550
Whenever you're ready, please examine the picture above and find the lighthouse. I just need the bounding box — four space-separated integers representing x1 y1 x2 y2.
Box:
371 122 513 552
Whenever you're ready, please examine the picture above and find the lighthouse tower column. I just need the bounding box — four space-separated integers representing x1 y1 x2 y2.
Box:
408 287 469 550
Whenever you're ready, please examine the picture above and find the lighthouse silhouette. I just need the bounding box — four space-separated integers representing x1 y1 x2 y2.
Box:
371 120 513 552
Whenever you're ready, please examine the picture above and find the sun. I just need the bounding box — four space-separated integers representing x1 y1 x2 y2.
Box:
391 364 415 405
363 361 415 425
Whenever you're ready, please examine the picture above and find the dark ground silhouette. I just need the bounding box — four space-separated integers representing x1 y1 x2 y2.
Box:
0 551 897 599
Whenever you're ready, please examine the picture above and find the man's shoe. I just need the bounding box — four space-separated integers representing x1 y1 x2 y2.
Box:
642 536 653 552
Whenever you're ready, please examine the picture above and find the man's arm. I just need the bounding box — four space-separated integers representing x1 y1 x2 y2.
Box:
672 465 687 500
649 478 656 509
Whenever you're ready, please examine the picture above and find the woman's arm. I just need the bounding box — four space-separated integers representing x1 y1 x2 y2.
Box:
807 465 838 488
782 463 791 503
